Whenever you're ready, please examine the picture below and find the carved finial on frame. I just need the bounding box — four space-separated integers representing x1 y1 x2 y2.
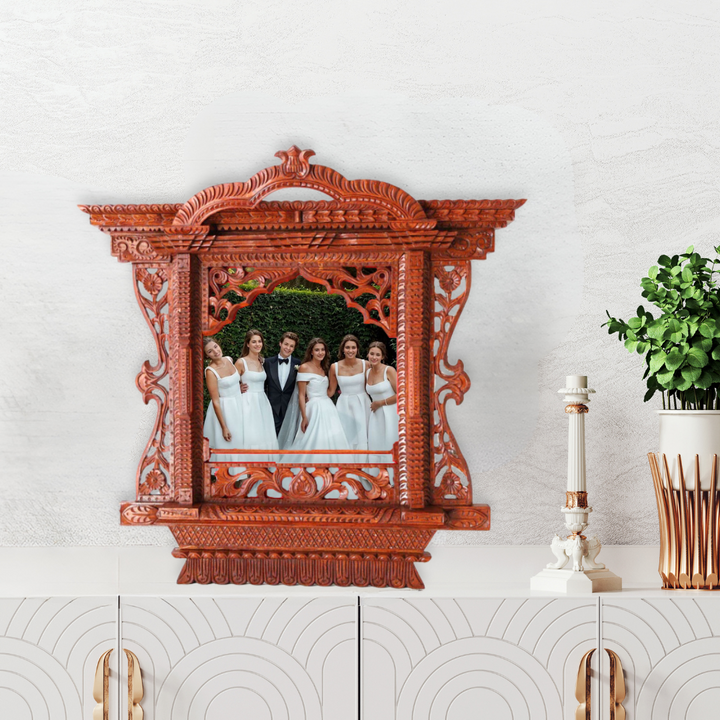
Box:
275 146 316 178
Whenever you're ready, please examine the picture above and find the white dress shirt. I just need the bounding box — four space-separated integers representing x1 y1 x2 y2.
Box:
277 354 292 389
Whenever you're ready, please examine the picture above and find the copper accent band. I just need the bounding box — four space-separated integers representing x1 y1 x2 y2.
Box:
566 491 588 509
125 649 144 720
606 649 626 720
575 649 594 720
565 404 589 414
92 649 113 720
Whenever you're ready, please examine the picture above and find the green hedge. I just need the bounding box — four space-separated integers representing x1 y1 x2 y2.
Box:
204 287 395 410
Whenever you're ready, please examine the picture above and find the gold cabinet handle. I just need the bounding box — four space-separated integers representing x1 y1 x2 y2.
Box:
575 648 595 720
92 649 113 720
575 648 626 720
124 649 145 720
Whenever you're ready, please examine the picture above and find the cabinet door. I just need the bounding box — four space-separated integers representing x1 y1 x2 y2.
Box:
601 597 720 720
362 597 598 720
121 597 357 720
0 597 118 720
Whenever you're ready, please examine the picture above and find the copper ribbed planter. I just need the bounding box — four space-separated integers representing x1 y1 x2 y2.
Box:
648 453 719 589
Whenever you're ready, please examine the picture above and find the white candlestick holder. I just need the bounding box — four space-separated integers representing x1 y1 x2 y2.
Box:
531 375 622 593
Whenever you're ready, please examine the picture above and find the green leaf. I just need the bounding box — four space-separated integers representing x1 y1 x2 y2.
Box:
665 349 685 371
687 346 709 368
655 370 675 387
648 265 659 280
686 245 695 254
696 371 714 389
658 254 672 267
624 339 638 353
644 386 657 402
649 350 668 373
699 321 716 338
682 266 693 283
627 317 642 330
646 321 666 340
712 346 720 361
681 366 702 383
676 375 693 392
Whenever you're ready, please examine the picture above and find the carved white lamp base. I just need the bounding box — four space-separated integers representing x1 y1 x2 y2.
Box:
531 533 622 593
531 566 623 593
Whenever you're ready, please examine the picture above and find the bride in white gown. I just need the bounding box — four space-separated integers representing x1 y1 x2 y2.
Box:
284 337 350 464
202 337 244 463
365 341 399 465
236 329 279 463
327 334 370 459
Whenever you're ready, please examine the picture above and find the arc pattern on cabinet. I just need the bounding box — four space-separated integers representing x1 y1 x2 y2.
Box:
120 597 356 720
362 598 598 720
0 598 117 720
602 598 720 720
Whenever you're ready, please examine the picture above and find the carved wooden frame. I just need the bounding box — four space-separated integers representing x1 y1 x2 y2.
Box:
82 147 524 588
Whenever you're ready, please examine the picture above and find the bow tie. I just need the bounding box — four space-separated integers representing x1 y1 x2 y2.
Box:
278 357 289 365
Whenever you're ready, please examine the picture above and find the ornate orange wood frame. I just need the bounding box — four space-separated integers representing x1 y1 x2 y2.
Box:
82 147 524 588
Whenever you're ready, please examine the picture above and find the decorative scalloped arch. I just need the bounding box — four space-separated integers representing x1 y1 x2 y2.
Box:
174 146 431 226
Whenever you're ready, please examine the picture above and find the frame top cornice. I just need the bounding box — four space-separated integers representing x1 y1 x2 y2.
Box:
79 146 525 257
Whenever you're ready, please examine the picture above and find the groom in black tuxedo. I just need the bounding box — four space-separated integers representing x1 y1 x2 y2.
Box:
264 331 301 435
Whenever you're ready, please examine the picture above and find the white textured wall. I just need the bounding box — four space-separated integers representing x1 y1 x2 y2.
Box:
1 2 719 547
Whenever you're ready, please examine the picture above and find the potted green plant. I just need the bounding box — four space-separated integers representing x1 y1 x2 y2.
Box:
604 245 720 588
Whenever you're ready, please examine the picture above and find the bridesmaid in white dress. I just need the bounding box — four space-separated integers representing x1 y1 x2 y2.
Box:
327 335 370 457
366 341 399 463
287 337 350 464
235 329 279 462
202 337 244 462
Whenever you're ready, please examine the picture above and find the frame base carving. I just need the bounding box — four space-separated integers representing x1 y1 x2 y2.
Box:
121 501 489 588
172 547 431 589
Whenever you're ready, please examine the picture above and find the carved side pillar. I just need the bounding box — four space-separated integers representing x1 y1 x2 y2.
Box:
171 254 203 504
397 250 432 508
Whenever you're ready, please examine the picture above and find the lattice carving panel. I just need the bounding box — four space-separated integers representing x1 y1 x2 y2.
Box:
206 261 395 335
206 463 396 503
121 597 356 720
133 265 173 501
432 261 472 505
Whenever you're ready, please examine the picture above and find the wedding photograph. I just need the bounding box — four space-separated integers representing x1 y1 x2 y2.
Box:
202 277 398 466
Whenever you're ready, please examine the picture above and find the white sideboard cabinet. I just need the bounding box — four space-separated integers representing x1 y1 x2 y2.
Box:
3 594 720 719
